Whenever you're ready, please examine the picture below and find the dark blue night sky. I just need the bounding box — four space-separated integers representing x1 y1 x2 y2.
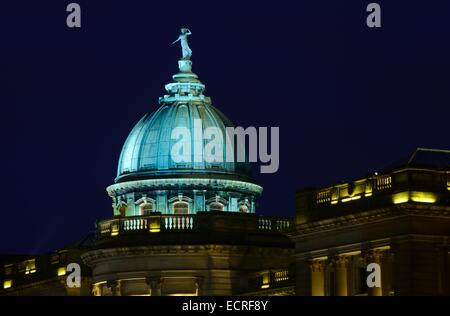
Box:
1 0 449 254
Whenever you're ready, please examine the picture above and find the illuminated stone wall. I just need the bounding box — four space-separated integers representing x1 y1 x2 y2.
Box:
294 150 450 296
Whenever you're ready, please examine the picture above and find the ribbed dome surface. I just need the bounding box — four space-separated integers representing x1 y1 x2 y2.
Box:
116 102 251 183
116 57 253 183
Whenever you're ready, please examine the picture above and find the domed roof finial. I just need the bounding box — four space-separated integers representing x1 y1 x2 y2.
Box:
172 28 192 60
159 28 206 104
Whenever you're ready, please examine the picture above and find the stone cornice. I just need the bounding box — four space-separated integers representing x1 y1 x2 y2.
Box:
81 244 293 266
107 178 263 197
295 204 450 235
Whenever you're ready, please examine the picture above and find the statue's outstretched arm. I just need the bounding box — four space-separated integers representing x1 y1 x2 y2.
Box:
172 36 181 44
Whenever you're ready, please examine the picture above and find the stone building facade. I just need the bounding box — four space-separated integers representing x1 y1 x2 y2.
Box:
1 33 448 296
0 45 294 296
294 148 450 296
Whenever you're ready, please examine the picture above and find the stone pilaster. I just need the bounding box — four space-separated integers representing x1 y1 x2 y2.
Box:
126 193 136 216
334 256 350 296
156 191 167 214
366 250 385 296
146 277 161 296
107 280 121 296
309 259 327 296
194 190 205 213
92 283 102 296
195 276 204 296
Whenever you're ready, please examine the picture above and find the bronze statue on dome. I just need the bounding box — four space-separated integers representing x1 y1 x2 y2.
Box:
172 28 192 60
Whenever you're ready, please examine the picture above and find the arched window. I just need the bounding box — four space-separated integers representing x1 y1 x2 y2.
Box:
239 204 249 213
140 202 154 215
173 201 189 214
209 202 224 212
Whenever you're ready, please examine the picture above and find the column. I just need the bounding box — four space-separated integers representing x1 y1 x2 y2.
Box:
309 259 327 296
196 276 204 296
92 283 102 296
156 191 167 213
146 277 161 296
193 190 205 213
126 193 136 216
112 196 119 216
335 256 350 296
107 280 121 296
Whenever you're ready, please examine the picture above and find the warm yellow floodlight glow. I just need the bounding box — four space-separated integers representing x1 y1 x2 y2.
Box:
25 259 36 275
149 220 161 233
341 195 361 203
410 191 436 203
92 281 107 286
365 183 373 196
393 191 437 204
111 225 119 236
392 192 409 204
57 267 66 276
373 245 390 251
339 250 361 256
331 200 338 205
3 280 12 289
261 271 270 289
